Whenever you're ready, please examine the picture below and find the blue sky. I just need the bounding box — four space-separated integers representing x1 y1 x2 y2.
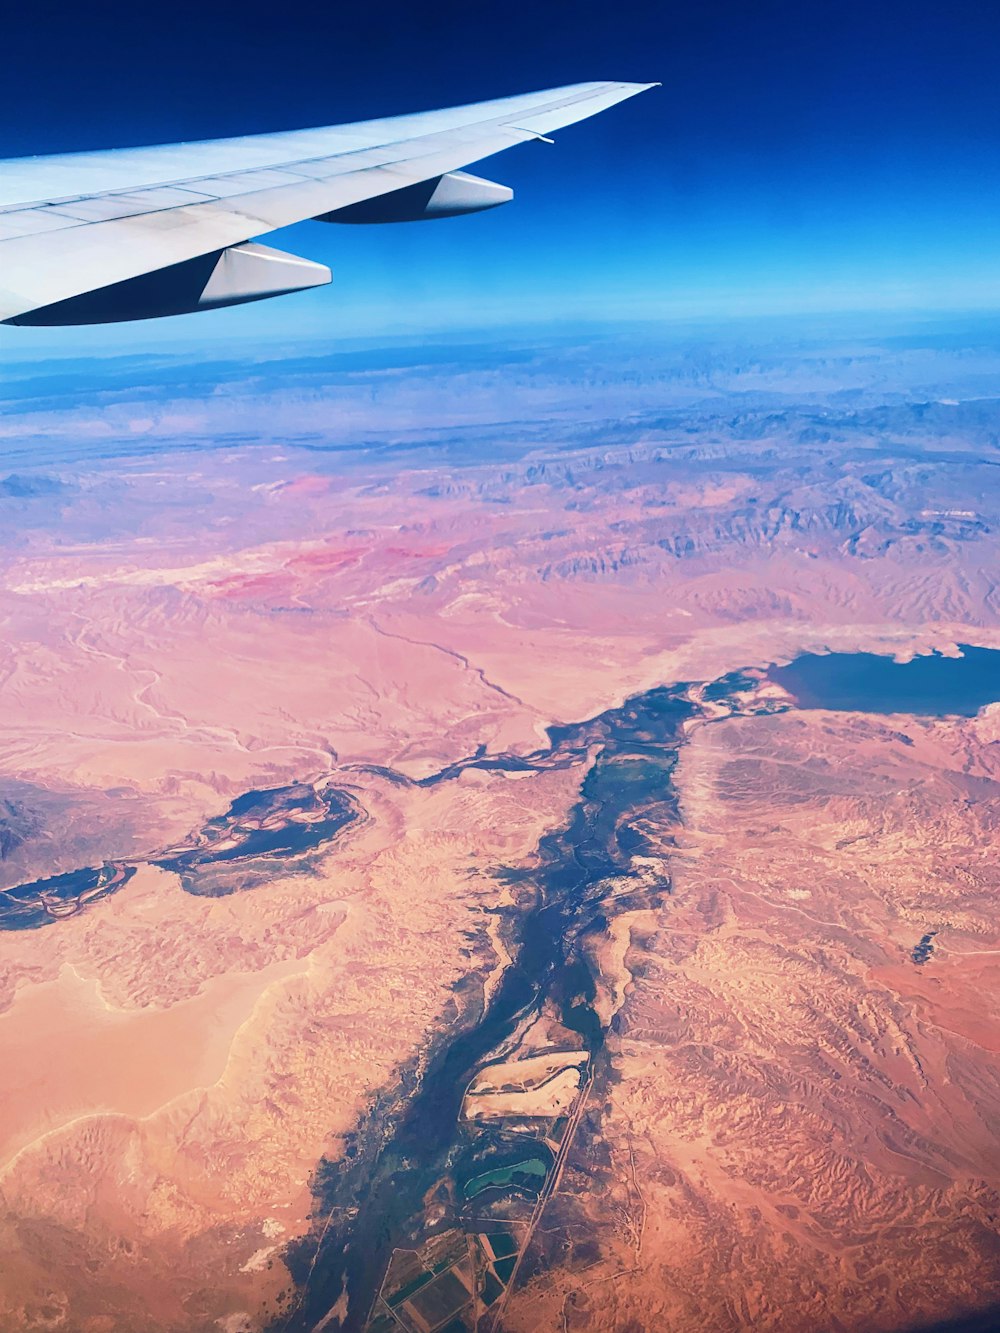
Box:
5 0 1000 355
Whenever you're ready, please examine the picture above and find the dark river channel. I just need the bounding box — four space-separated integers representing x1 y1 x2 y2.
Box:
280 684 693 1332
0 784 358 929
7 646 999 1322
280 645 1000 1330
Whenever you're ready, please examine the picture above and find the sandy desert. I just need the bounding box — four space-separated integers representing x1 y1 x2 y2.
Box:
0 324 999 1332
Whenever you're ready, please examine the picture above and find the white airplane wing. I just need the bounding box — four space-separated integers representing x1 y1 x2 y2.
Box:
0 80 656 326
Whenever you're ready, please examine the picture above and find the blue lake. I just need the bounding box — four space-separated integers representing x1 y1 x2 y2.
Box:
770 646 1000 716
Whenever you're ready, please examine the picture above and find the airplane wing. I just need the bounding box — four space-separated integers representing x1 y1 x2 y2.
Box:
0 80 656 326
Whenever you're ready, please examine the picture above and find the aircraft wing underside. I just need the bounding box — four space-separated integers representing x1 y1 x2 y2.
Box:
0 80 655 326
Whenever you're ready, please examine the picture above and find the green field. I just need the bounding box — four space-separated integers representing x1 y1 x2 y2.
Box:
462 1158 548 1199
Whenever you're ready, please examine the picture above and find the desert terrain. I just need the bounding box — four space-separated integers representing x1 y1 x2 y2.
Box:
0 322 999 1331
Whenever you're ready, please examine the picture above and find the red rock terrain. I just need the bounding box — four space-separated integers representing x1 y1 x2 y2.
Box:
0 327 998 1331
504 703 1000 1333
